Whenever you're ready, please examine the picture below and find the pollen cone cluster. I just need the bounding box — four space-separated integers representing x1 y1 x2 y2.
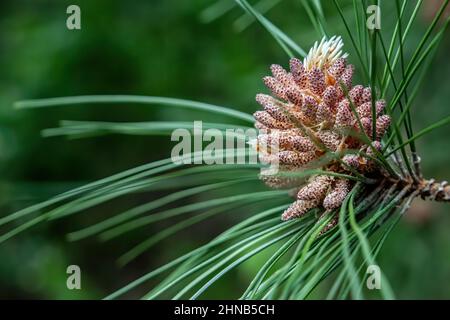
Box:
253 36 391 230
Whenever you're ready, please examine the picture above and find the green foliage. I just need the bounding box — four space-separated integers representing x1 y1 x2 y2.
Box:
2 0 450 299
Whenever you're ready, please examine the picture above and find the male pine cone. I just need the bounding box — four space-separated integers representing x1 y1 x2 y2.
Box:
252 36 391 225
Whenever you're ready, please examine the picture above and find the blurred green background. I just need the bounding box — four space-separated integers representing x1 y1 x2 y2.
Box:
0 0 449 299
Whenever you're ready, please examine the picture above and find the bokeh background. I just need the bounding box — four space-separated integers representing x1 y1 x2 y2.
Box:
0 0 449 299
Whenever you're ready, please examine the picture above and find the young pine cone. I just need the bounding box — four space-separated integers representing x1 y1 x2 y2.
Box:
252 36 391 226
